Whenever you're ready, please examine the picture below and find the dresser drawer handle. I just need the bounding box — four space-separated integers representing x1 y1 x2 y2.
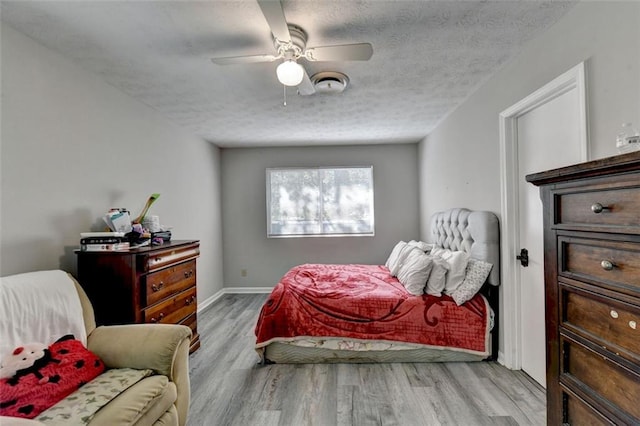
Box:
610 310 619 319
185 296 196 306
150 312 165 323
184 270 194 278
591 203 611 214
151 282 164 292
630 321 637 330
601 260 616 271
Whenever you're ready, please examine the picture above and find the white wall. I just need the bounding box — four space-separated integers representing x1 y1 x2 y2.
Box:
1 25 224 303
221 144 419 288
419 1 640 236
418 1 639 360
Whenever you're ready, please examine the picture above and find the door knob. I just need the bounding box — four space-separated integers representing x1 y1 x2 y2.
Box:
517 248 529 267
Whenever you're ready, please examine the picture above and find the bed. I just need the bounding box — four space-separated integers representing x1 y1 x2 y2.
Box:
255 208 500 364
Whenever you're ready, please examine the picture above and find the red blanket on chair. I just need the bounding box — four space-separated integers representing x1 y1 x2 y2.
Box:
255 264 490 354
0 336 104 419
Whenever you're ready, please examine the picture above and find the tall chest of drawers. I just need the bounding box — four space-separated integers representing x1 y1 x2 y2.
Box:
527 151 640 425
76 240 201 353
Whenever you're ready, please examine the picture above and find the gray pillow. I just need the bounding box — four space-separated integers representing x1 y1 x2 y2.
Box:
451 259 494 305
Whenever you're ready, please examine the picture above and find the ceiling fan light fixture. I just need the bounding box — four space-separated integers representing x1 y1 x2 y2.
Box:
276 59 304 86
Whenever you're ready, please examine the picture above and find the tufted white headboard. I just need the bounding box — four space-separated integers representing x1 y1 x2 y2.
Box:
430 208 500 286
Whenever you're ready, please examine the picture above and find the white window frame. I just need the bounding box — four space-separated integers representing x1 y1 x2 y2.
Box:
266 166 375 238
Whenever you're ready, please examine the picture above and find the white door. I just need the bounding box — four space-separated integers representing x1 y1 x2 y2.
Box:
516 90 583 387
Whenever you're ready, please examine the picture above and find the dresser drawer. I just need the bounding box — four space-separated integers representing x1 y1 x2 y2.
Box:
562 390 610 426
144 287 197 325
145 244 200 272
560 237 640 296
561 338 640 421
556 184 640 231
146 260 196 306
180 312 201 353
562 287 640 362
179 311 197 335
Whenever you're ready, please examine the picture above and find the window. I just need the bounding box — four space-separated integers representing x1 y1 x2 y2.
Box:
266 166 374 237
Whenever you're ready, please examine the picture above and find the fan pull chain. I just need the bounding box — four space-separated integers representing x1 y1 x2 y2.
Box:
283 85 287 107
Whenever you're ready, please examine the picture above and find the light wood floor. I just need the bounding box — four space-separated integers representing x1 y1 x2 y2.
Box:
188 294 546 426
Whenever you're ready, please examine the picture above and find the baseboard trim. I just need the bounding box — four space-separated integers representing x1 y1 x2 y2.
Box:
224 287 273 294
197 289 225 313
197 287 273 313
497 350 506 367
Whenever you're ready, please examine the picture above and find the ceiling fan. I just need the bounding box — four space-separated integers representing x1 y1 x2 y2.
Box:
211 0 373 96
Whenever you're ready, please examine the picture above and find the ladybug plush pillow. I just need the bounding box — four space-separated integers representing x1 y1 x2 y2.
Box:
0 335 104 419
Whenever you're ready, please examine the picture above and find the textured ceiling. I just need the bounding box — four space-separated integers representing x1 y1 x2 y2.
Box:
1 1 574 147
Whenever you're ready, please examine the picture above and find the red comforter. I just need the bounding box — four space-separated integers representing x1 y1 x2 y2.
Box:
255 264 490 355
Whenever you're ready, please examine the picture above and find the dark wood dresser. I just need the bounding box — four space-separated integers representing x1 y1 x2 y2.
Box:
76 240 201 353
527 151 640 425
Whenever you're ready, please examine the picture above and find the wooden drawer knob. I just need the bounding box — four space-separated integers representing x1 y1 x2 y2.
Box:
601 260 615 271
151 282 164 292
151 312 165 323
185 296 196 306
591 203 611 214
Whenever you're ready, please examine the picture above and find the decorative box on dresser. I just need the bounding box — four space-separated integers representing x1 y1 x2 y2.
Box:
76 240 201 353
527 151 640 425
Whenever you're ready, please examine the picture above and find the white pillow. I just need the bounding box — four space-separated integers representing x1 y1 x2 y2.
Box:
451 259 494 305
391 244 420 277
430 247 446 257
396 249 434 295
385 241 407 271
431 249 471 294
425 255 449 296
407 240 434 253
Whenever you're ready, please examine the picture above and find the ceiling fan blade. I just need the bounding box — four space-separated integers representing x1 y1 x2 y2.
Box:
211 54 279 65
305 43 373 62
296 68 316 96
257 0 291 43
